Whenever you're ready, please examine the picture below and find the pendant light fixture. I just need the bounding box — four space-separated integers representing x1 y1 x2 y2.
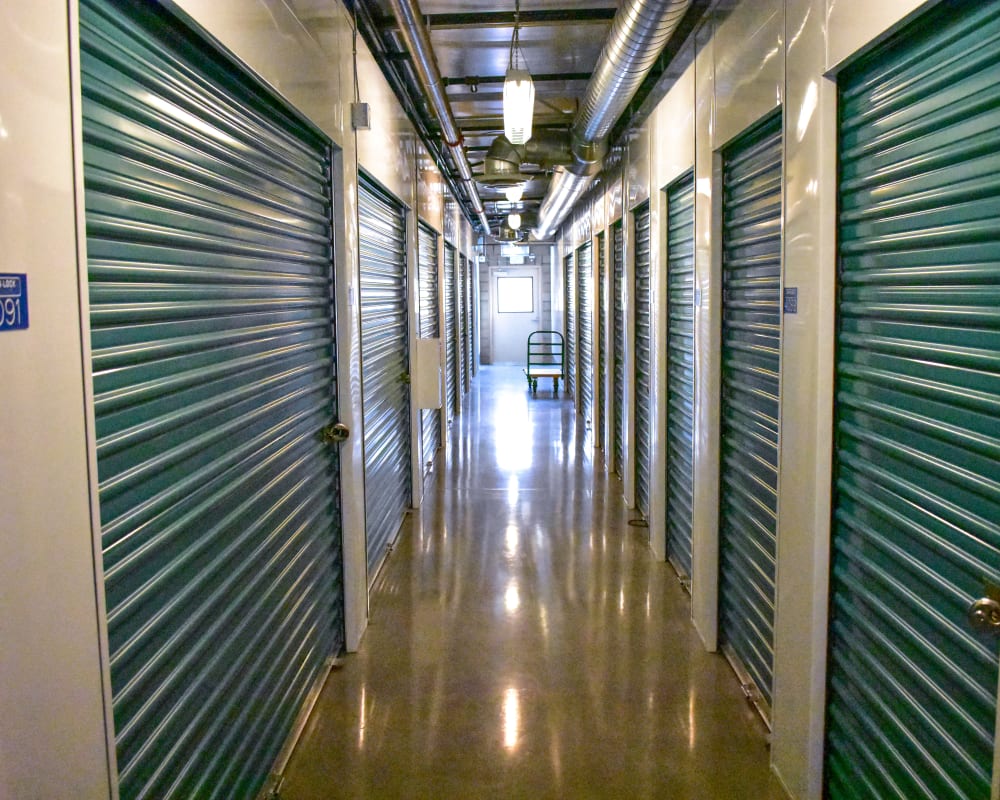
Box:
503 0 534 145
504 184 524 203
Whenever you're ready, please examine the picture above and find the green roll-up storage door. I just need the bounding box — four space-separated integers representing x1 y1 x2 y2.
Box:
418 222 441 473
565 251 577 400
612 220 625 477
666 171 695 579
597 231 607 449
719 110 782 718
461 253 472 392
578 241 594 427
456 253 467 397
467 253 476 381
828 4 1000 797
80 1 343 797
634 201 652 518
444 242 458 417
358 176 411 580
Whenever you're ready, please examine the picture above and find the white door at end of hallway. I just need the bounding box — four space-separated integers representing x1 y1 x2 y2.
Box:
491 267 541 364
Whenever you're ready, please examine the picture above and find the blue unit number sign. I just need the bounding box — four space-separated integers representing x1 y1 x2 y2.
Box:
0 274 29 331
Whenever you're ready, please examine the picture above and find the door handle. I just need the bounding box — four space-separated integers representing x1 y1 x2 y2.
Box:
322 422 350 445
967 581 1000 636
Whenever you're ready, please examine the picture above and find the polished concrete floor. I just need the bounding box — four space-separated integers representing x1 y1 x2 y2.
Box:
282 366 789 799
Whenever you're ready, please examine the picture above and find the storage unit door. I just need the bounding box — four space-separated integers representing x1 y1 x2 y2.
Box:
456 253 467 397
444 242 458 417
666 172 695 579
718 111 782 718
633 202 652 518
828 5 1000 797
612 220 625 477
418 222 441 473
578 242 594 427
81 1 344 796
358 176 411 579
565 252 577 400
597 232 607 449
461 253 472 392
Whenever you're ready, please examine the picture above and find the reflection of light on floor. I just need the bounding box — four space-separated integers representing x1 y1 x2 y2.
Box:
506 474 519 508
493 390 533 472
619 589 625 614
503 687 520 751
505 580 520 614
358 685 367 749
689 689 696 751
505 525 519 559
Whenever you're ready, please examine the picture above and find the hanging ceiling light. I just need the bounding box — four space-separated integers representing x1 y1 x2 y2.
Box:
507 212 522 230
503 0 534 145
504 184 524 203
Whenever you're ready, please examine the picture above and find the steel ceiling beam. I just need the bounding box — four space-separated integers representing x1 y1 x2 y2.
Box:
445 115 572 132
442 72 592 87
379 9 616 31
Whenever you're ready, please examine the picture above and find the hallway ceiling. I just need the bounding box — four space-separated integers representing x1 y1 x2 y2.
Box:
351 0 712 240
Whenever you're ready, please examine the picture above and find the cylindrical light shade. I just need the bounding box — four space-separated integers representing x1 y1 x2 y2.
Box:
507 213 522 230
503 68 535 145
504 184 524 203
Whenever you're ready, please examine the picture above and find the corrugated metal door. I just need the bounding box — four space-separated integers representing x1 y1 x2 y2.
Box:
417 222 441 473
81 1 343 797
358 176 411 579
666 172 695 580
828 4 1000 797
633 202 652 518
456 253 467 397
462 253 473 391
596 232 607 449
578 242 594 427
444 241 458 417
565 252 577 400
612 220 625 477
718 111 782 719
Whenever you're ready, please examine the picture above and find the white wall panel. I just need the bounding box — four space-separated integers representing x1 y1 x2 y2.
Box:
651 62 696 190
0 2 113 797
770 0 836 796
608 163 624 225
417 143 445 233
649 62 696 562
713 0 784 148
826 0 930 70
690 19 719 651
626 125 651 211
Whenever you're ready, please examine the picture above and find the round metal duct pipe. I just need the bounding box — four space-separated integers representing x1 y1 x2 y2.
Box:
532 0 691 239
386 0 491 234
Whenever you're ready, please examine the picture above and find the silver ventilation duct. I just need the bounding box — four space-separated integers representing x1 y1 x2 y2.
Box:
532 0 691 239
386 0 491 234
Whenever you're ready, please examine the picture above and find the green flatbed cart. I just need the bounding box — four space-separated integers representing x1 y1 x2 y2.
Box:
524 330 565 396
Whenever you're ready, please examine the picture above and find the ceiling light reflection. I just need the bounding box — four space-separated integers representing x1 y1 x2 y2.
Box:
505 525 519 559
503 687 520 751
358 685 367 749
689 689 696 751
493 391 533 472
505 581 520 614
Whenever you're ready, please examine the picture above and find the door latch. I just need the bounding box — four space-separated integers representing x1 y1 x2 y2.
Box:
967 581 1000 636
321 422 350 444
